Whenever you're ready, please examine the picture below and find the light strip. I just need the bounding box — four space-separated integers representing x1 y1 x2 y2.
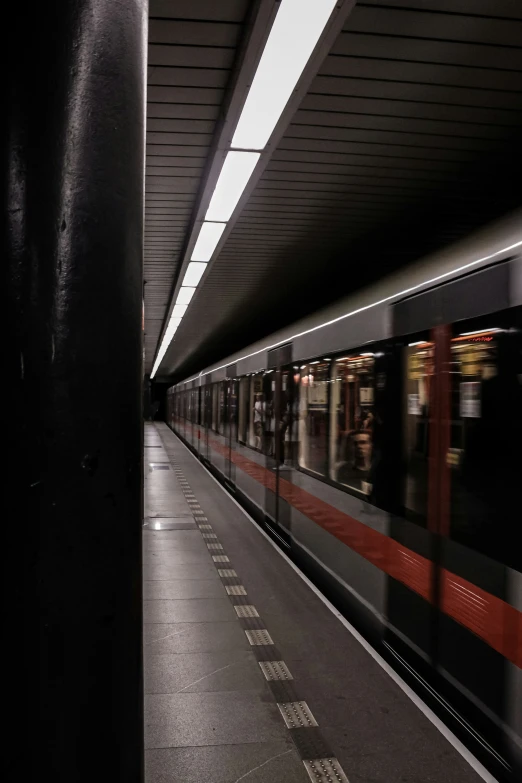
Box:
182 262 207 288
232 0 338 150
177 240 522 384
205 151 261 222
176 287 196 306
172 304 188 318
191 221 226 262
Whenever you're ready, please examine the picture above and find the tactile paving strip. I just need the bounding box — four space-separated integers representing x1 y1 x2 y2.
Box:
278 701 318 729
158 441 349 783
259 660 293 681
235 605 259 618
245 629 274 646
303 758 350 783
226 585 247 596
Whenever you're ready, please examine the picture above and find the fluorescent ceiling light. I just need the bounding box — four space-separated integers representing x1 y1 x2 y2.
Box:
183 262 207 288
205 151 260 222
172 304 187 318
232 0 337 150
176 287 196 306
191 221 226 262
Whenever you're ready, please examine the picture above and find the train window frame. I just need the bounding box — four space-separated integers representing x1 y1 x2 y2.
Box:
297 358 331 479
231 342 389 505
328 350 377 497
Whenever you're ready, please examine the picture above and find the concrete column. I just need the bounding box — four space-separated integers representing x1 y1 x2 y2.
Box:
5 1 148 779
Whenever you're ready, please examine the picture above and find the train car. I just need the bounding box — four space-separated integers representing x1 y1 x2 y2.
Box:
165 212 522 781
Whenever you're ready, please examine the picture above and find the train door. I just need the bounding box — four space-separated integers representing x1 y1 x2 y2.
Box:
385 329 436 666
225 377 238 487
202 381 211 463
195 386 201 456
262 368 277 528
187 388 193 446
263 345 293 544
387 305 522 771
438 309 521 762
276 363 297 536
180 391 185 440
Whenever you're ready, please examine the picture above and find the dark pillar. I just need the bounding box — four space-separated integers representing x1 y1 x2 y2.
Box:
5 1 147 780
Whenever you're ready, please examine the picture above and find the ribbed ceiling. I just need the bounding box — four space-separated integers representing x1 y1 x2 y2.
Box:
144 0 250 372
145 0 522 380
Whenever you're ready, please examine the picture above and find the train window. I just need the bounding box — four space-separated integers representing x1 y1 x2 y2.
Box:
262 371 275 457
298 360 329 477
449 309 522 570
403 336 434 527
218 382 226 435
212 384 218 432
329 353 375 495
228 380 238 442
249 374 264 449
238 377 248 443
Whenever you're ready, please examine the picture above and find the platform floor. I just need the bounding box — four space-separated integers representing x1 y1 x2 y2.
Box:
143 423 492 783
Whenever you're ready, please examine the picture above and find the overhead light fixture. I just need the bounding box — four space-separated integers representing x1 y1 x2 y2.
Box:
176 287 196 306
232 0 338 150
205 151 260 222
182 262 207 288
172 304 187 318
191 221 226 262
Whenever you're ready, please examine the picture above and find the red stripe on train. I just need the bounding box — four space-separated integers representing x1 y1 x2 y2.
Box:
200 430 521 667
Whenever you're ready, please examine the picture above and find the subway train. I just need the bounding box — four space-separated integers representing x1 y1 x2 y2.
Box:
165 213 522 781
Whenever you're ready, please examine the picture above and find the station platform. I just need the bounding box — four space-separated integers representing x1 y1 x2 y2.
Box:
143 423 494 783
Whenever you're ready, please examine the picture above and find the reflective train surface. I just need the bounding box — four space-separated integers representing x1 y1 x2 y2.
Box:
165 216 522 781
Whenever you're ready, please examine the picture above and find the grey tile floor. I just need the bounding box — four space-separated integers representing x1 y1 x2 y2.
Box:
143 425 308 783
144 423 488 783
